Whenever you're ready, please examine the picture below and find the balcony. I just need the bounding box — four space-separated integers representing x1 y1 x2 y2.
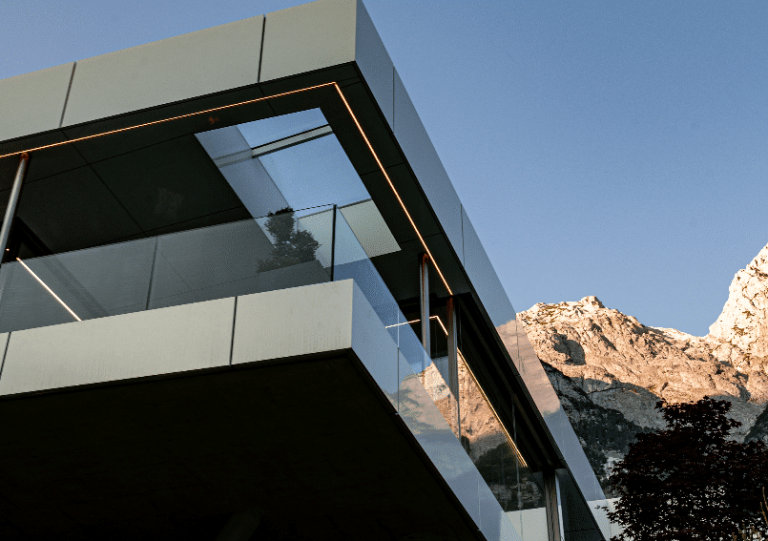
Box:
0 104 557 541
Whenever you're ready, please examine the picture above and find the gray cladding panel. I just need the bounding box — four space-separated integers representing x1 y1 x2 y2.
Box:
393 69 463 258
23 143 87 185
461 207 516 328
62 16 264 127
89 135 244 232
260 0 357 83
0 62 74 142
232 280 354 364
354 0 394 128
0 298 235 395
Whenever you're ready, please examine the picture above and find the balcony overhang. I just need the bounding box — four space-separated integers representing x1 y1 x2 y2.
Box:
2 355 481 540
0 280 519 540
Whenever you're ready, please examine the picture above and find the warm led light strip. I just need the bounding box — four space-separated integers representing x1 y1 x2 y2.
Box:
0 83 337 160
385 315 447 333
15 258 82 322
332 85 453 295
0 82 454 295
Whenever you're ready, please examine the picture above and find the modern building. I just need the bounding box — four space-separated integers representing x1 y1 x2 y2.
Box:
0 1 612 539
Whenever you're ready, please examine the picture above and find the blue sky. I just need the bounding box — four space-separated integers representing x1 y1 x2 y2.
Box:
2 0 767 336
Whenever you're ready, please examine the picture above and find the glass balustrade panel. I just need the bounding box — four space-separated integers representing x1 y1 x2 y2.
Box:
0 207 334 334
332 209 459 437
0 238 156 333
457 350 548 541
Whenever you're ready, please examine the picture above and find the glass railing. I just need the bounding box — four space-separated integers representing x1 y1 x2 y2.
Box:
331 209 461 438
331 208 544 535
458 350 547 540
0 207 334 333
424 315 548 540
0 201 462 434
0 202 536 535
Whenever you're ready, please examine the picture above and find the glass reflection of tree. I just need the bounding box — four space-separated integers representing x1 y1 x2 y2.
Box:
257 207 320 272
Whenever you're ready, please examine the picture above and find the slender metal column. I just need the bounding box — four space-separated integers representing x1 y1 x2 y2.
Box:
446 296 460 437
0 153 30 263
544 470 563 541
446 297 459 396
419 253 430 355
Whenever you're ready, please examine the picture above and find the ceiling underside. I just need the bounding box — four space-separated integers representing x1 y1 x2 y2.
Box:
0 353 484 541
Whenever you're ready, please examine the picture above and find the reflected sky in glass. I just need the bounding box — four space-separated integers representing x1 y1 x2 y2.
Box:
235 109 371 211
239 108 327 148
258 135 370 210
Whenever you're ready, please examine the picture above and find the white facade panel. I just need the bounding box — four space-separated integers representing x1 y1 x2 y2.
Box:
232 280 354 365
0 298 235 395
0 62 73 141
260 0 357 83
62 17 263 127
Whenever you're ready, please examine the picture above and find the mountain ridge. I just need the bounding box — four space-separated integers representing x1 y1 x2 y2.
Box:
518 243 768 493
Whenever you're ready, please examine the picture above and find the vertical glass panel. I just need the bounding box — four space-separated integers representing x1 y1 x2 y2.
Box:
296 208 334 270
258 135 371 210
459 351 516 508
406 313 458 437
458 350 548 541
511 411 549 541
0 238 156 333
397 348 482 528
420 356 460 438
0 207 334 335
398 314 430 375
332 209 459 437
506 507 548 541
150 210 331 310
333 208 399 329
0 261 79 332
427 316 460 440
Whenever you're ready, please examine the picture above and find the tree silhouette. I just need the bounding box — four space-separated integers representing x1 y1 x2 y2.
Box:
257 207 320 273
607 397 768 541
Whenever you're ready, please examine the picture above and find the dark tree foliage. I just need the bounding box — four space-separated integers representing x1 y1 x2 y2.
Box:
607 397 768 541
257 207 320 272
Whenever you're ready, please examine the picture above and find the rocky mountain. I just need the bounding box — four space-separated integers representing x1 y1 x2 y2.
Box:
518 243 768 494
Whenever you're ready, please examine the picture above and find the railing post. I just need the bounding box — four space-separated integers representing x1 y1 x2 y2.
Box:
0 153 30 263
446 297 459 394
